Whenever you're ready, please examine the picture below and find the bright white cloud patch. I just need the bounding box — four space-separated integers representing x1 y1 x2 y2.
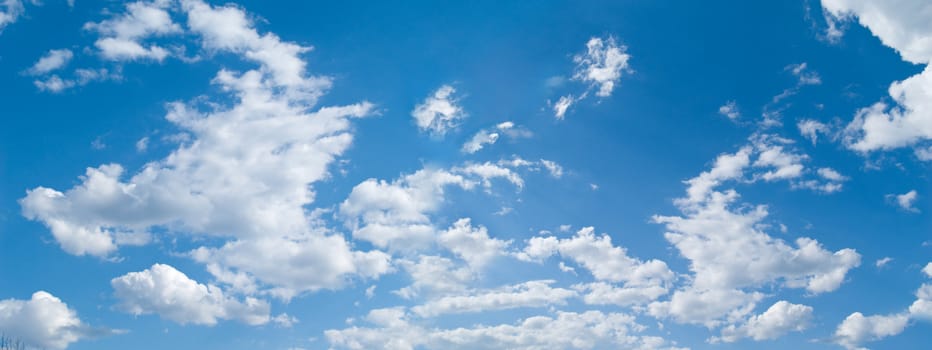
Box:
821 0 932 152
85 0 181 61
111 263 270 326
20 0 387 303
573 36 631 97
651 143 860 327
798 119 832 144
325 309 685 350
412 85 466 136
553 95 575 119
0 291 114 350
834 312 910 350
712 301 814 342
461 121 530 153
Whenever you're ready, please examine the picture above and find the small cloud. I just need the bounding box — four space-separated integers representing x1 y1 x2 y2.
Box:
875 257 893 268
886 190 919 213
718 101 740 121
136 136 149 152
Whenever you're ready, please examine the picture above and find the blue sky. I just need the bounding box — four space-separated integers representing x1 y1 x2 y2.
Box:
0 0 931 349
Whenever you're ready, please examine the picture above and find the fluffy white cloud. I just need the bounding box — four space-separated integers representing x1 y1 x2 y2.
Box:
412 85 466 136
518 226 673 309
111 263 270 326
411 280 576 317
28 49 73 75
651 142 860 327
85 1 180 61
190 233 392 300
438 218 510 270
834 312 910 350
326 309 685 350
573 36 631 97
393 255 475 299
821 0 932 152
713 301 814 342
833 265 932 349
0 291 115 350
21 0 389 305
341 163 524 251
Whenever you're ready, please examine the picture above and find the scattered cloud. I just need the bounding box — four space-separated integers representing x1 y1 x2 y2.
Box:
0 291 118 350
413 85 466 136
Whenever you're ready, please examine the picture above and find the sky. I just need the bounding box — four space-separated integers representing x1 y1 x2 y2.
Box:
0 0 930 349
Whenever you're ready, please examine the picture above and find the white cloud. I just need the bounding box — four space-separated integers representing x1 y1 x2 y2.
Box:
834 312 910 350
553 95 575 119
833 264 932 349
0 0 24 33
719 100 740 120
341 163 526 251
135 136 149 152
462 129 499 154
461 121 531 153
875 257 894 268
540 159 564 178
21 0 390 305
786 63 822 86
410 280 576 317
817 167 847 182
326 309 685 350
190 233 392 301
573 36 631 97
651 141 860 327
438 218 510 270
412 85 465 136
798 119 832 144
821 0 932 152
0 291 114 350
518 226 673 306
28 49 73 75
85 1 181 61
393 256 475 299
112 263 271 326
712 301 814 343
890 190 919 212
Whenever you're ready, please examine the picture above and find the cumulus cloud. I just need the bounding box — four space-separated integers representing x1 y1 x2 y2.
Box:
412 85 466 136
21 0 388 304
833 263 932 349
84 0 181 61
340 163 525 251
712 301 814 343
438 218 511 270
518 226 674 306
326 309 685 350
0 291 116 350
111 263 271 325
651 142 860 327
821 0 932 152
